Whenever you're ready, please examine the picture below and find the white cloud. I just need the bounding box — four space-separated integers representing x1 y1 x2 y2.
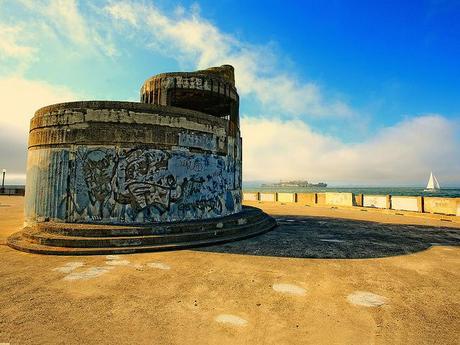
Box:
0 76 78 131
104 1 138 26
241 115 460 185
103 1 353 118
1 0 118 72
46 0 88 45
0 24 36 59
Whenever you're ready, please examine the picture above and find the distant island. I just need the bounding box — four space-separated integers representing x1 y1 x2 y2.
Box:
262 180 327 187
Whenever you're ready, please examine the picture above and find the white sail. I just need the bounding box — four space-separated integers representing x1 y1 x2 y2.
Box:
426 172 440 190
433 174 440 189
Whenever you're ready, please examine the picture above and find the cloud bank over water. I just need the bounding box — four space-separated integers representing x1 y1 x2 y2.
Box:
241 115 460 185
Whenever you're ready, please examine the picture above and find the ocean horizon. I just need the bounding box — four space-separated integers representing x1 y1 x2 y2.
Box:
4 184 460 198
242 185 460 198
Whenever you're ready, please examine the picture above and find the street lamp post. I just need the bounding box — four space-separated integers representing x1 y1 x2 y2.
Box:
1 169 5 194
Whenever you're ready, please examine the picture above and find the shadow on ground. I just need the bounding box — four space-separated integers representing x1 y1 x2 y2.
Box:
196 216 460 259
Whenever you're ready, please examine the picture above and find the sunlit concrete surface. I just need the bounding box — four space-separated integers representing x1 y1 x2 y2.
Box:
1 196 459 345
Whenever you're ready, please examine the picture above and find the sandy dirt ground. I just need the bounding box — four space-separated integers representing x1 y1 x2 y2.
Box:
0 196 459 345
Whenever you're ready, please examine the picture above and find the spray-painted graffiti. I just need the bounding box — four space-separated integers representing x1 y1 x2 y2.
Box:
45 145 243 223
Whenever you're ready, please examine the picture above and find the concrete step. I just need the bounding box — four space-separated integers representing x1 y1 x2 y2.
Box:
22 216 272 248
7 207 277 255
31 207 262 237
7 217 276 256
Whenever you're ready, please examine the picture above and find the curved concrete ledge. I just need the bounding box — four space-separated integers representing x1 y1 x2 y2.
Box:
7 206 276 255
34 100 222 120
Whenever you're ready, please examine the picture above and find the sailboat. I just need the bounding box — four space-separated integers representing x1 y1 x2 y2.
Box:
424 172 441 192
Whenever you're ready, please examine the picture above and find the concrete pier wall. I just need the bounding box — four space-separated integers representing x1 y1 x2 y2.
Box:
259 192 276 202
277 193 296 203
243 191 460 217
363 195 387 209
243 192 259 201
391 196 421 212
325 192 353 207
424 197 458 216
296 193 316 205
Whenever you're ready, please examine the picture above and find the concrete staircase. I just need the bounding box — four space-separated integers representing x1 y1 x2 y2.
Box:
7 206 276 255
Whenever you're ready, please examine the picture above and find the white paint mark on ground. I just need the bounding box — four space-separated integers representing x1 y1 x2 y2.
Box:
63 266 114 281
215 314 248 326
104 254 130 266
52 262 84 273
147 262 171 270
105 259 131 266
319 239 346 243
272 283 306 296
347 291 387 307
106 255 121 260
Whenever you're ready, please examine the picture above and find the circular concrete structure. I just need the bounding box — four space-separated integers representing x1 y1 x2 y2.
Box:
8 65 275 255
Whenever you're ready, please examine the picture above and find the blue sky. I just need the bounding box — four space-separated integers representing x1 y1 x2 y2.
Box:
0 0 459 185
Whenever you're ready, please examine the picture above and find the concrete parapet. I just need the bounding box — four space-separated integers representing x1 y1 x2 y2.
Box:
391 196 421 212
241 189 460 217
296 193 316 205
259 192 276 202
325 192 353 207
277 192 296 203
243 192 259 202
424 197 458 216
363 195 388 209
316 193 326 205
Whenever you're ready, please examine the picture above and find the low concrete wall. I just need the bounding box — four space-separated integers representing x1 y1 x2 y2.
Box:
296 193 316 205
391 196 421 212
243 192 259 202
424 197 458 216
242 189 460 217
259 192 276 202
325 192 353 207
277 192 296 203
363 195 388 209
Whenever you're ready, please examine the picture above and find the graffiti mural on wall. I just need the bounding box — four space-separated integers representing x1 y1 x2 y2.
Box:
66 146 241 223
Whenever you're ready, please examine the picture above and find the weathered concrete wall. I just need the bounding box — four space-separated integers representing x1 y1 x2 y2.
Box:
277 193 296 203
325 192 353 207
243 192 259 201
391 196 420 212
316 193 326 205
363 195 388 209
241 189 460 217
424 197 458 216
25 101 242 224
259 192 276 202
296 193 316 205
